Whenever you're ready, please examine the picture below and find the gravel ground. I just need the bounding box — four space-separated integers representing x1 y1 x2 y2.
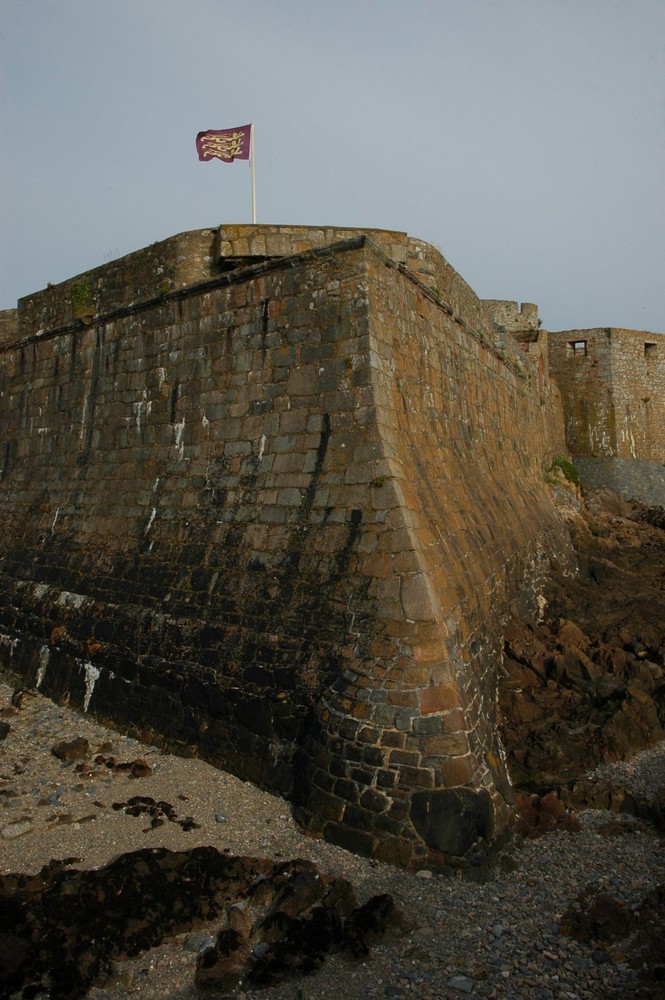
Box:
1 677 663 1000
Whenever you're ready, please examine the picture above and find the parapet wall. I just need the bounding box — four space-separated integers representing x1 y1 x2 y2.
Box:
0 228 570 867
16 224 491 344
216 225 492 339
16 229 221 339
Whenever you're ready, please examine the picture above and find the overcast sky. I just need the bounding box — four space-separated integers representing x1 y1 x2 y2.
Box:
1 0 663 332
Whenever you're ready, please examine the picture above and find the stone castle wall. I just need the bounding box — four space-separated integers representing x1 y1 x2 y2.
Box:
0 228 570 867
0 309 18 346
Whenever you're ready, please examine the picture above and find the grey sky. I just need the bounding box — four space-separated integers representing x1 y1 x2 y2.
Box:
1 0 663 332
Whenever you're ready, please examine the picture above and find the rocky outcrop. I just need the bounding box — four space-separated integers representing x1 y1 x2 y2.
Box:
0 849 393 999
500 491 665 794
561 884 665 999
195 861 395 990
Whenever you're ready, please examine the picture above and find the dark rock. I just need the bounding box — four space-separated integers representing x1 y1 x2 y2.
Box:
514 791 581 838
563 777 638 815
51 737 90 761
561 887 636 943
183 930 216 953
0 847 270 998
88 754 152 778
636 503 665 530
0 847 393 999
0 721 9 740
110 795 201 831
10 688 25 708
642 787 665 831
500 500 665 794
343 892 395 957
561 883 665 997
409 787 493 856
195 858 395 990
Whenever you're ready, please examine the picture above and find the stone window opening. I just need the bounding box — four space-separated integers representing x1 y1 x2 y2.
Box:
644 342 657 361
567 340 587 358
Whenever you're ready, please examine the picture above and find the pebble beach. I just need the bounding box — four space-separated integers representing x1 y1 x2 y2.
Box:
1 677 663 1000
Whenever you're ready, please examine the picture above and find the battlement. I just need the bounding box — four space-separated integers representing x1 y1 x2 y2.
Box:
483 299 540 336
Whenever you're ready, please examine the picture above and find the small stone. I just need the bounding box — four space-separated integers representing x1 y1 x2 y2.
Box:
1 820 33 839
415 869 433 879
51 737 90 761
411 925 436 942
128 760 152 778
183 931 216 953
215 813 229 823
448 975 475 994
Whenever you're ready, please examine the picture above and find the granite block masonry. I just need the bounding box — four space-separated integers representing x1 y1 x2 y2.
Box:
0 225 574 868
547 327 665 505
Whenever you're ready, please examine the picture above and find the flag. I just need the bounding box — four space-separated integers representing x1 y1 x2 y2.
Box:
196 125 252 162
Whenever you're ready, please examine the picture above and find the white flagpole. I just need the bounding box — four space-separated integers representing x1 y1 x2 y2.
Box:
250 121 257 224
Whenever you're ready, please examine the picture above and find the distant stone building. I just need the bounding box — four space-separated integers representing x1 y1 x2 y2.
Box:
548 327 665 505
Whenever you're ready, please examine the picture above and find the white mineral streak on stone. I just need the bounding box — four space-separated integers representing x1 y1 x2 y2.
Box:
0 634 20 657
145 508 157 535
52 507 60 531
36 646 50 688
152 476 160 492
496 732 511 772
135 389 148 433
157 368 167 389
202 414 209 434
589 416 614 456
82 662 101 712
80 394 88 439
174 417 186 460
624 427 637 457
258 433 266 461
57 591 85 609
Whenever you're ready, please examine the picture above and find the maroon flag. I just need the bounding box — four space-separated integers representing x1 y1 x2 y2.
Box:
196 125 252 162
